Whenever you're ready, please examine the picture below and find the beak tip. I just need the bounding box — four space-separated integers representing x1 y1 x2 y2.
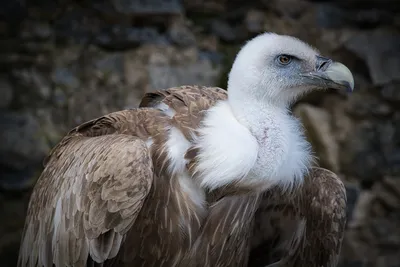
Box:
345 82 354 93
325 61 355 93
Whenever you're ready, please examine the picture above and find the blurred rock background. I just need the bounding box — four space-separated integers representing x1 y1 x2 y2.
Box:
1 0 400 266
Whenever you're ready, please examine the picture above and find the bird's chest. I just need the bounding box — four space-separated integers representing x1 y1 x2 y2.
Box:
249 118 312 188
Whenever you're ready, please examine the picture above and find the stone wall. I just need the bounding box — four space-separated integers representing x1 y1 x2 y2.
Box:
1 0 399 266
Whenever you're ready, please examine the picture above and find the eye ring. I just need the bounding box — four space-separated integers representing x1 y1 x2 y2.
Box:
277 54 292 65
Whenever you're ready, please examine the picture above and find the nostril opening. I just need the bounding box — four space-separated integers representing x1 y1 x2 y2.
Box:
319 61 328 70
315 56 332 71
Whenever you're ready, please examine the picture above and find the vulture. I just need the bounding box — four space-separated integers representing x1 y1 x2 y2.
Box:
18 33 353 267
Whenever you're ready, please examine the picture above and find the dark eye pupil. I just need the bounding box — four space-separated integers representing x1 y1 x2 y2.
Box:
277 55 292 65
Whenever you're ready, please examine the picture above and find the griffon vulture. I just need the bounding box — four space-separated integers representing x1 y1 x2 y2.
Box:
18 33 352 267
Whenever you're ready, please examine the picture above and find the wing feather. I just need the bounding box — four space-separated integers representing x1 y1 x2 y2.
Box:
140 85 227 141
296 167 347 267
249 167 347 267
181 194 261 267
18 111 157 267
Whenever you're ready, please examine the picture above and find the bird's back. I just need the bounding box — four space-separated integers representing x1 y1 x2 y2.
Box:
18 85 229 267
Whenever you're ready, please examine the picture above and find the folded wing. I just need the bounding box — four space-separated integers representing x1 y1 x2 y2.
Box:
18 111 155 267
250 167 347 267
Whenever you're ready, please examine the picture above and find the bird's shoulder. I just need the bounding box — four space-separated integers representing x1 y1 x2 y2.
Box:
140 85 228 140
140 85 227 110
303 167 347 219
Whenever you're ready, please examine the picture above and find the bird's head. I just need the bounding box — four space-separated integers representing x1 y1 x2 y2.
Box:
227 33 354 108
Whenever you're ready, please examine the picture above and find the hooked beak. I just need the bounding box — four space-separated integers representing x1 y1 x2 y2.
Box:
301 55 354 93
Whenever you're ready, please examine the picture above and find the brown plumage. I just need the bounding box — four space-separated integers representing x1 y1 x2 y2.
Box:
18 33 352 267
250 168 347 267
18 86 346 267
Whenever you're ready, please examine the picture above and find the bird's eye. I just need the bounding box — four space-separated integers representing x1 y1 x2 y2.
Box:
277 55 292 65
